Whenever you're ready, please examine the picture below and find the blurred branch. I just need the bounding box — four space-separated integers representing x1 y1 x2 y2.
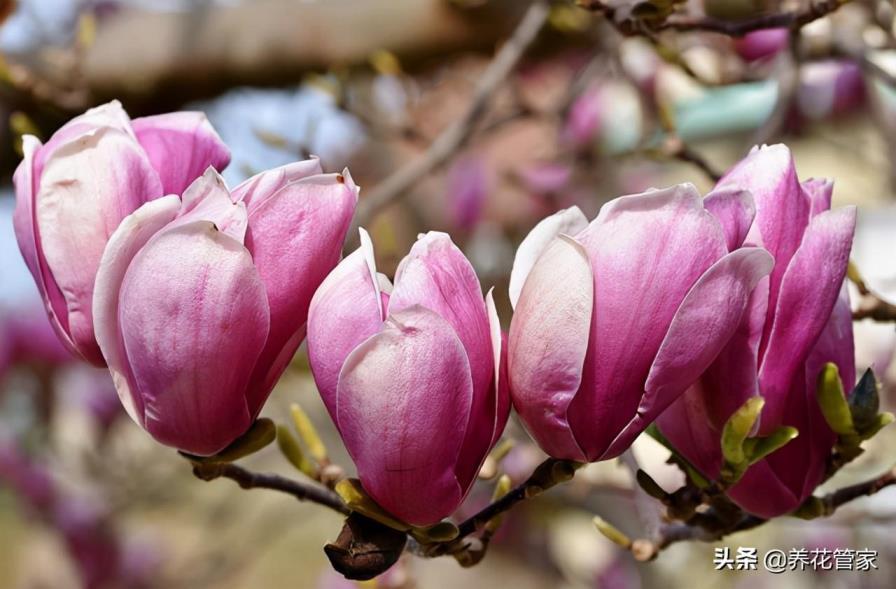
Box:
83 0 527 109
594 440 896 561
646 136 723 181
675 142 723 182
840 44 896 88
454 459 578 538
0 0 14 25
849 264 896 322
627 514 765 560
192 461 350 516
817 466 896 512
852 52 896 88
323 456 580 576
607 463 896 561
853 293 896 322
424 457 580 563
350 0 551 235
581 0 853 36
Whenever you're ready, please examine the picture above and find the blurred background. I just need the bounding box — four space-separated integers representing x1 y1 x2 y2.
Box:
2 0 896 587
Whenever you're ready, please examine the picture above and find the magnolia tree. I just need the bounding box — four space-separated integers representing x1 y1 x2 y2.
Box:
3 0 896 586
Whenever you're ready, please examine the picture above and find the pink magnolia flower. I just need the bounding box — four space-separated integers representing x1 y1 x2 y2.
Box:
446 155 489 232
797 60 865 121
13 101 230 366
0 302 71 375
307 230 509 526
733 28 789 62
92 162 357 456
518 162 573 197
507 184 774 462
658 144 856 517
0 438 141 589
562 82 605 149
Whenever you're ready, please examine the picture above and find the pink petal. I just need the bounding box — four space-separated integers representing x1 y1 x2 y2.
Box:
807 284 855 395
761 370 830 510
242 171 358 414
703 187 756 251
732 309 845 517
655 381 726 479
5 303 71 367
495 330 511 445
518 162 572 195
733 287 852 517
93 196 182 425
12 135 42 284
307 229 384 422
567 184 727 460
733 28 789 62
718 144 811 355
32 102 136 178
508 235 592 461
486 290 511 450
132 111 231 196
726 456 800 518
13 102 146 364
508 206 588 309
602 247 774 459
790 284 853 496
454 289 508 488
173 168 248 242
336 306 471 525
658 276 770 479
118 222 270 456
12 135 77 356
388 232 491 391
35 126 163 365
18 103 148 362
702 277 769 428
388 232 495 469
758 206 856 433
447 155 489 231
562 83 603 147
231 157 323 209
802 178 834 217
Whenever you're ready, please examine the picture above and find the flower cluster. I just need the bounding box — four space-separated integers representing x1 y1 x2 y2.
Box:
13 102 857 526
14 102 357 455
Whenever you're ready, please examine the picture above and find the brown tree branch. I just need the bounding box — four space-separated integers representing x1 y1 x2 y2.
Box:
581 0 853 37
819 466 896 511
192 461 350 516
648 136 723 182
622 464 896 561
350 0 551 235
425 458 580 560
853 292 896 322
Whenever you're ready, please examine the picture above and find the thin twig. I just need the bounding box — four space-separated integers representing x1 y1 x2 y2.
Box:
624 465 896 560
819 466 896 511
582 0 853 37
677 143 723 182
853 293 896 322
350 0 550 233
633 514 766 560
650 136 723 182
426 457 579 559
853 50 896 87
461 458 577 536
192 461 350 516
